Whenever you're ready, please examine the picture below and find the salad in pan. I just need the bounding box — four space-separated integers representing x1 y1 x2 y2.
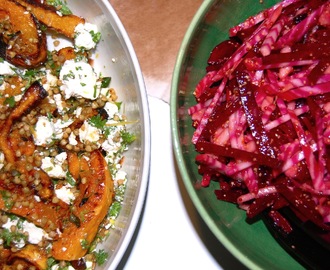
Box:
0 0 135 269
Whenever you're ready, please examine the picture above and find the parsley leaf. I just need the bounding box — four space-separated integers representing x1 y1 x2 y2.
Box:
93 249 108 265
4 96 15 108
101 77 111 88
0 228 27 247
0 190 13 210
90 30 101 43
89 114 106 129
120 130 136 145
46 0 72 15
66 171 76 186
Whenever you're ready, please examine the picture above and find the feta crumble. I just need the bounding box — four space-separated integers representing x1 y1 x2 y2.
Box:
55 184 75 204
33 116 73 146
41 152 68 179
0 152 4 170
0 60 15 76
104 102 119 119
2 218 50 246
79 120 101 143
59 60 100 100
74 22 100 50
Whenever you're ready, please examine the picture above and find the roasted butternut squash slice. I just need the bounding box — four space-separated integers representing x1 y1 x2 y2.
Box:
67 151 81 180
15 0 85 38
0 187 65 230
0 81 48 164
52 150 114 260
7 244 48 270
0 0 47 67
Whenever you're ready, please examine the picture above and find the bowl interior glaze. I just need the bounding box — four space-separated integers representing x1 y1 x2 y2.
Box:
171 0 305 269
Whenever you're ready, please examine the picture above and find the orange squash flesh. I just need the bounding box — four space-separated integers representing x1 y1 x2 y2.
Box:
7 245 48 270
52 150 114 260
15 0 85 38
0 81 48 164
0 0 47 67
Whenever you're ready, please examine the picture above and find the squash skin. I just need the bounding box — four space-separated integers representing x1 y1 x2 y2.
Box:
52 150 114 260
15 0 85 38
0 81 48 164
0 0 47 68
6 244 48 270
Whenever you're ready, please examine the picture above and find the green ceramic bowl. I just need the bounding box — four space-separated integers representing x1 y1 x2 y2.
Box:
170 1 306 269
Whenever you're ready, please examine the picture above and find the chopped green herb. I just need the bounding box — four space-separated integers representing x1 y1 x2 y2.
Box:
93 85 98 98
16 218 24 230
19 69 46 87
108 201 121 218
89 114 106 130
0 228 27 247
0 190 13 210
93 249 108 266
115 101 122 110
80 238 89 250
47 112 53 121
120 130 136 145
74 54 88 62
101 77 111 88
46 0 72 15
66 171 76 186
69 213 81 228
90 30 101 43
4 96 15 108
63 70 75 81
47 257 57 269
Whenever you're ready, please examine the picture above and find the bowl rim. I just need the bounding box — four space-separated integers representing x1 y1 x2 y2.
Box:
170 0 262 269
101 1 151 269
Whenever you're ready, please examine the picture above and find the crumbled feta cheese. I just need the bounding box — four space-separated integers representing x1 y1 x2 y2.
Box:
101 120 124 154
2 218 50 245
47 70 58 86
104 102 118 119
14 94 23 102
0 152 4 170
43 70 58 91
0 81 8 91
53 94 65 114
41 152 67 179
114 170 127 181
74 107 82 117
113 170 127 188
54 118 74 130
0 61 15 75
33 116 73 146
55 184 75 204
74 22 99 50
79 120 100 143
68 132 78 145
85 260 94 270
33 116 56 145
59 60 100 100
55 152 67 163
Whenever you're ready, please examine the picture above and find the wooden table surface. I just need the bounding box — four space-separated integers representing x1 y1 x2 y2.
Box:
109 0 203 102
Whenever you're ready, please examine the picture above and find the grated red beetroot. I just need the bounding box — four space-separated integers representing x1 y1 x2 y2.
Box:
189 0 330 233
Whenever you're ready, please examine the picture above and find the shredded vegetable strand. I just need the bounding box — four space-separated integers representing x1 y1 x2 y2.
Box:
190 0 330 232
